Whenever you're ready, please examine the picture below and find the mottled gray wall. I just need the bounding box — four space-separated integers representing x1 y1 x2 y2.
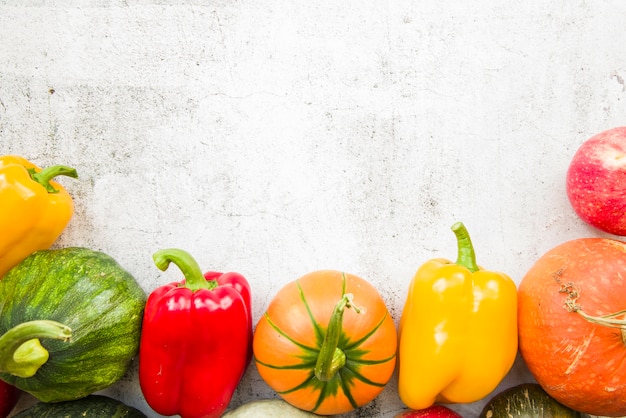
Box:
2 1 625 416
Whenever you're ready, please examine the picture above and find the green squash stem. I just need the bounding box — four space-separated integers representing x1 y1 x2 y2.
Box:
0 320 71 378
452 221 479 273
28 165 78 194
315 293 363 382
153 248 217 292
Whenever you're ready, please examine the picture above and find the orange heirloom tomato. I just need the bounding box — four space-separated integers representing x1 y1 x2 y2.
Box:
253 270 397 415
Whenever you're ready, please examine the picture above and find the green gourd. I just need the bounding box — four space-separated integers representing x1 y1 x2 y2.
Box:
480 384 589 418
0 247 146 403
12 395 147 417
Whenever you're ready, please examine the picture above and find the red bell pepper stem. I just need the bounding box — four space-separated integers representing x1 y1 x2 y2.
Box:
153 248 218 292
28 165 78 194
451 221 479 273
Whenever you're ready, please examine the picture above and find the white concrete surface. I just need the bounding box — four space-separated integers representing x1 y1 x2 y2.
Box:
1 1 626 416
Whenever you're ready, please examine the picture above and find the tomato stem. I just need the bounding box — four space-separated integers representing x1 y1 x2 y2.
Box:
315 293 363 382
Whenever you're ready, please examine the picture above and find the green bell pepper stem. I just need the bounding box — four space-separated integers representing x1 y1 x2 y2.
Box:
28 165 78 194
452 221 479 273
153 248 217 292
315 293 363 382
0 320 72 378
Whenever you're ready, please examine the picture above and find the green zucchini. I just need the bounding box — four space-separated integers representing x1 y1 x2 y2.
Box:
480 383 589 418
12 394 147 417
0 247 146 402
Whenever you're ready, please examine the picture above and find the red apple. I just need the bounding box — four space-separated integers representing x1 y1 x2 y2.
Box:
394 405 462 418
0 380 19 418
566 126 626 236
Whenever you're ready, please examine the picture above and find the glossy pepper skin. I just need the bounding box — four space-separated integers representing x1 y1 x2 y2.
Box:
398 222 518 410
0 379 20 418
139 248 252 418
0 155 77 278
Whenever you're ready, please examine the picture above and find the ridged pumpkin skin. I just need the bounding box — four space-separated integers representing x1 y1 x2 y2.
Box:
253 270 397 415
518 238 626 416
0 247 146 402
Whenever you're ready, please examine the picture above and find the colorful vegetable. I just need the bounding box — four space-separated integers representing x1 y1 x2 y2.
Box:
479 383 589 418
518 238 626 416
222 399 322 417
139 248 252 418
397 222 518 410
0 155 77 278
12 394 147 417
0 247 146 402
253 270 397 416
394 405 462 417
0 380 20 418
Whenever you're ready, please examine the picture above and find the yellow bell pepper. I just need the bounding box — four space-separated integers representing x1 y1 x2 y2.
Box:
0 155 78 278
398 222 517 410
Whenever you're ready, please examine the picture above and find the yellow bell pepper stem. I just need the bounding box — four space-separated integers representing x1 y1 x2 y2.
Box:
398 222 518 410
0 156 78 278
29 164 78 194
451 221 479 273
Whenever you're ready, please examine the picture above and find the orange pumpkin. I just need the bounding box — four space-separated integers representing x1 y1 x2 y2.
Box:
518 238 626 416
253 270 397 415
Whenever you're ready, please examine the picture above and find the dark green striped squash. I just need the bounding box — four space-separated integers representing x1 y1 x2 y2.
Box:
480 384 590 418
13 394 147 417
253 270 397 415
0 247 146 402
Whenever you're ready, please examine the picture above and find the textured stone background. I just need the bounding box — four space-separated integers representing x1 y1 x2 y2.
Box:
2 1 626 416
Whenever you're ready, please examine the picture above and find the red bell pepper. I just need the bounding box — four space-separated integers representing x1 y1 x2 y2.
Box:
139 248 252 418
0 380 19 418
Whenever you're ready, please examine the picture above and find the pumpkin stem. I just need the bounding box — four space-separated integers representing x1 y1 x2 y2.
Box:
451 222 479 273
559 281 626 343
315 293 364 382
153 248 218 292
0 320 71 378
